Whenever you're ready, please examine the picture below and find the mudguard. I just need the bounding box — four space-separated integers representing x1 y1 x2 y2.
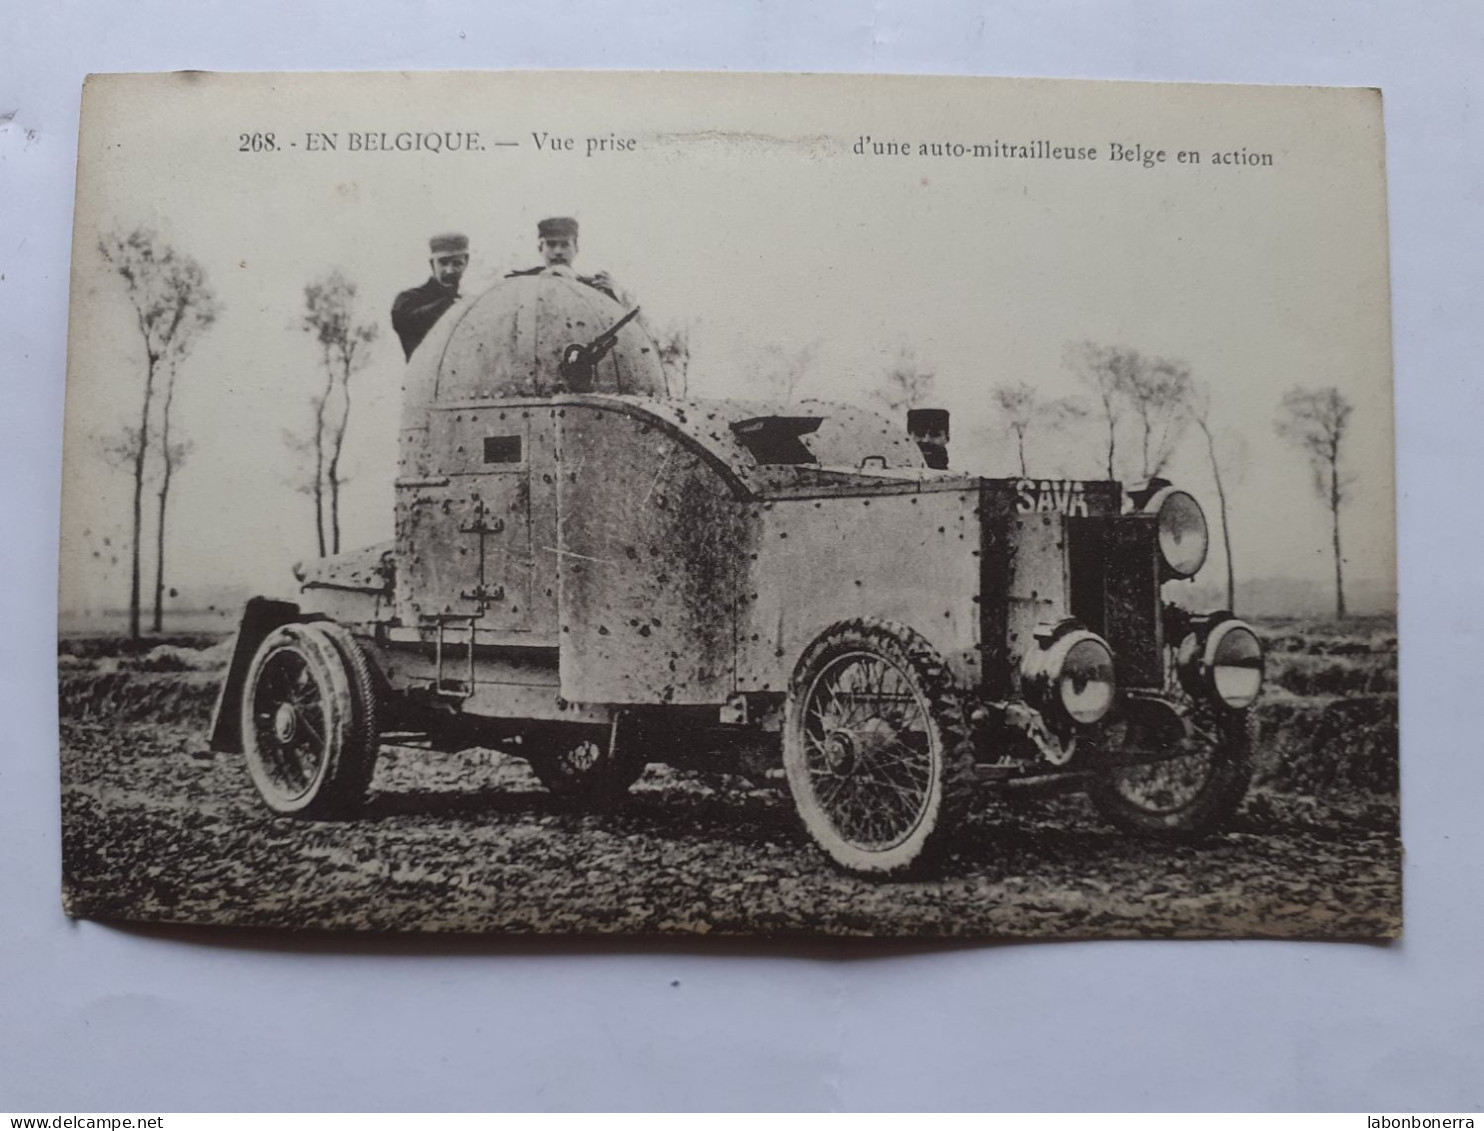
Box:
207 597 301 753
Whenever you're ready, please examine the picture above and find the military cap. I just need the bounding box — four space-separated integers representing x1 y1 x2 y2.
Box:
537 217 579 239
429 232 469 255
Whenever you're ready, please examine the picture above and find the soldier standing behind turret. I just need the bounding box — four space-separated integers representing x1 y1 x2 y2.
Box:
505 217 628 304
391 232 469 360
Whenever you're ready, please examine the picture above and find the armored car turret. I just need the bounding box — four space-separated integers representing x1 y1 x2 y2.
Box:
211 269 1265 878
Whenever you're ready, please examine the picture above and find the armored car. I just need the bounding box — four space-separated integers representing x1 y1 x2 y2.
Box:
211 269 1266 877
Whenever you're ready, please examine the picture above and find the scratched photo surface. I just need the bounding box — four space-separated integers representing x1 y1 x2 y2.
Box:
59 72 1398 937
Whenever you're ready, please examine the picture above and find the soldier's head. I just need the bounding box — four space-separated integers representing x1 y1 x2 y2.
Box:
428 233 470 289
537 217 579 268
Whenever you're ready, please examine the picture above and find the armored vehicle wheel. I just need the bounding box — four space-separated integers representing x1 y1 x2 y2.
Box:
783 620 974 878
240 622 381 818
527 722 648 802
1086 708 1256 840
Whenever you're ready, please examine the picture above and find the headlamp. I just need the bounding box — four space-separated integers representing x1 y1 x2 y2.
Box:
1023 624 1117 726
1143 486 1209 580
1177 617 1265 709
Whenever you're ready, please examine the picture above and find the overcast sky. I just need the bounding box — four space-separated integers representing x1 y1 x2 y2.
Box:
60 71 1395 613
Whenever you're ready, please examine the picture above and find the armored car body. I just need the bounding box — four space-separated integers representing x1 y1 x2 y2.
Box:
211 270 1265 877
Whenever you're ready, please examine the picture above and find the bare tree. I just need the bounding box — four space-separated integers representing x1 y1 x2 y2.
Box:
298 271 378 556
655 319 694 399
1190 384 1247 610
1122 356 1194 479
289 362 332 558
991 382 1098 474
874 345 936 416
989 381 1086 477
1067 342 1196 481
1275 385 1355 618
152 406 195 632
98 227 221 638
1067 341 1137 480
756 341 821 403
991 382 1038 477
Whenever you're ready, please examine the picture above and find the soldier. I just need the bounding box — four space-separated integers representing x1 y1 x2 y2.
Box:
506 217 625 303
391 233 470 360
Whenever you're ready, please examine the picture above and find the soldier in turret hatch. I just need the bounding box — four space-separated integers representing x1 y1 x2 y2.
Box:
391 232 470 360
505 217 628 303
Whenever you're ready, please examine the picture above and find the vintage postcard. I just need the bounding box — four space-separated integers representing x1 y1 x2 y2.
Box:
58 71 1398 937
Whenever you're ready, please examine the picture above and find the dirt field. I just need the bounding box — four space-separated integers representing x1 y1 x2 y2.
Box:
57 617 1401 939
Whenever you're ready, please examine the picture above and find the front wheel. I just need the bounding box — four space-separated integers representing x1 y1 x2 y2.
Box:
783 619 974 878
240 622 381 818
1086 708 1256 839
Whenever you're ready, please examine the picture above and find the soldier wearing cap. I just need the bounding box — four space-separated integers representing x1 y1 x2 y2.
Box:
506 217 624 303
392 232 470 360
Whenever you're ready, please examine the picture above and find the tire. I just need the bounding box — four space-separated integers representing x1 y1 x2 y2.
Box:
782 619 975 878
526 721 648 802
239 621 381 818
1086 707 1256 840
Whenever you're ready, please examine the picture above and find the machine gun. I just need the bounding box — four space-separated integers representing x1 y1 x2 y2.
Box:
558 306 642 391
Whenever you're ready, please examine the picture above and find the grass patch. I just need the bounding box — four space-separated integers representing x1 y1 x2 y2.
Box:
1266 652 1397 697
58 670 221 728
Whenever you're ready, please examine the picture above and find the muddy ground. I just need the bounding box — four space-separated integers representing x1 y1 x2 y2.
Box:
57 617 1401 939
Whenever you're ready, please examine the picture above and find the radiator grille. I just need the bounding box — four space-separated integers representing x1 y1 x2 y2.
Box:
1068 516 1164 688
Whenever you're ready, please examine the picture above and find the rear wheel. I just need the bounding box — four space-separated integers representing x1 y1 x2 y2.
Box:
783 620 974 878
240 622 380 818
1086 707 1255 839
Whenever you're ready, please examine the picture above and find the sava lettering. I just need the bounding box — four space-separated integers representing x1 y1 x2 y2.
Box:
1014 478 1090 516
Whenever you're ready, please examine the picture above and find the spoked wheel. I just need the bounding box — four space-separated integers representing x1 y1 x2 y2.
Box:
240 622 380 818
526 721 648 803
783 620 973 878
1086 707 1256 840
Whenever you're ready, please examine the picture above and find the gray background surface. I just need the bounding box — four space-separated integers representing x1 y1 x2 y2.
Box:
2 0 1478 1112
